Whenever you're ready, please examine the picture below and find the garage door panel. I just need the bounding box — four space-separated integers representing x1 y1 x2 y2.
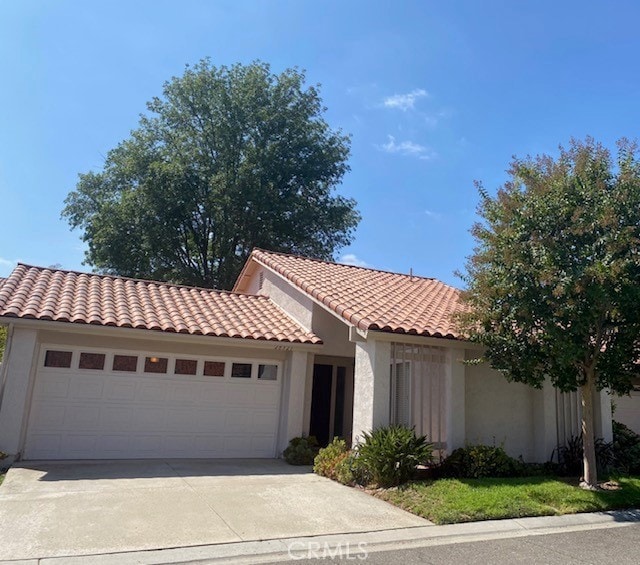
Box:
135 382 169 403
71 378 105 400
62 434 98 455
25 350 282 460
100 434 131 452
130 435 163 454
252 411 279 431
31 403 66 428
36 376 70 399
197 409 227 428
66 405 100 428
165 409 200 431
250 436 278 457
223 435 253 455
225 411 249 429
134 407 167 431
99 406 134 431
198 384 228 404
194 435 226 454
252 387 280 406
27 434 61 458
104 380 137 401
169 383 201 405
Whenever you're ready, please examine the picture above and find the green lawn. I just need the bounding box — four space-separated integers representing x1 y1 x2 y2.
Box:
377 476 640 525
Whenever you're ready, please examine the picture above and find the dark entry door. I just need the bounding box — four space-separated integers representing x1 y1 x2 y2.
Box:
309 363 350 447
309 364 333 446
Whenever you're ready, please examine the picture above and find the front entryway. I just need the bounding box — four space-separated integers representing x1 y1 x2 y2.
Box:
309 356 354 446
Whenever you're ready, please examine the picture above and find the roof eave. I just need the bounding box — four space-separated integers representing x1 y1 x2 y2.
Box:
0 316 324 351
366 328 481 349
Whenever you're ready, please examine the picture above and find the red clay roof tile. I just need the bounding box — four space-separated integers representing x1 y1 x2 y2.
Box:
245 249 464 340
0 264 321 344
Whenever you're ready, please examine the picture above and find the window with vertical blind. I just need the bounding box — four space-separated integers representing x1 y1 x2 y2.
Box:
391 361 411 427
390 342 447 456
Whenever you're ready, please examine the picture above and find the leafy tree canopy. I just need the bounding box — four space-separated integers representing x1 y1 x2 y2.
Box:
63 59 359 289
460 138 640 395
458 137 640 486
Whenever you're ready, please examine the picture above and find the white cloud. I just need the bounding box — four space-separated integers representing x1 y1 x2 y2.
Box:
424 114 439 128
339 253 369 268
423 108 453 129
378 136 437 160
383 89 428 111
424 209 443 220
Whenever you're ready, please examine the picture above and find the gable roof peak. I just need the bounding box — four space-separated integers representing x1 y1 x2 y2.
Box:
245 248 464 340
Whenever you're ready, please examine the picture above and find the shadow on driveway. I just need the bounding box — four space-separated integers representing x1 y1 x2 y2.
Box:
9 458 311 482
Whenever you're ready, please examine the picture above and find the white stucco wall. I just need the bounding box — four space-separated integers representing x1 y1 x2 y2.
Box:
613 393 640 434
278 350 311 454
446 348 466 451
352 339 390 443
464 356 536 461
247 266 355 357
0 327 39 459
261 270 314 330
311 304 355 358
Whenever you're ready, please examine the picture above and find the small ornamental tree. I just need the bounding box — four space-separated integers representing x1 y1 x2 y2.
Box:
458 137 640 488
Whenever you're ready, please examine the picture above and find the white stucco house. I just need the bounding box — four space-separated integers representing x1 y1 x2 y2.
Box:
0 249 614 463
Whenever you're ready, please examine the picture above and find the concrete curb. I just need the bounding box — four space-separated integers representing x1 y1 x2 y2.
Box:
6 509 639 565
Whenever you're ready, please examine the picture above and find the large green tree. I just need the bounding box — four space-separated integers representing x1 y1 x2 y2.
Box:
63 60 359 289
459 138 640 488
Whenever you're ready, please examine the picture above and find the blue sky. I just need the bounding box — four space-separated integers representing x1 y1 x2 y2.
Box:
1 1 639 286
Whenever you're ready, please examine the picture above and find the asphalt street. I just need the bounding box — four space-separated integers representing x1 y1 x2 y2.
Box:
278 523 640 564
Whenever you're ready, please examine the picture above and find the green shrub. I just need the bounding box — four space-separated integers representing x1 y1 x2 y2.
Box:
334 452 359 485
356 425 433 487
519 460 560 477
438 444 523 478
557 435 614 476
612 421 640 475
283 436 319 465
314 438 349 479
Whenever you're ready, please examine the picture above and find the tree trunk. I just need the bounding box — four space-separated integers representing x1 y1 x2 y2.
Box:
580 369 598 489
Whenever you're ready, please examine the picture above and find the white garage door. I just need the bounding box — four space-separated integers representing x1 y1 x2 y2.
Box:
24 346 282 460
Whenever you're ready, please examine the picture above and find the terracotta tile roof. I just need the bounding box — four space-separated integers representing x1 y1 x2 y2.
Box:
0 264 321 344
241 249 464 340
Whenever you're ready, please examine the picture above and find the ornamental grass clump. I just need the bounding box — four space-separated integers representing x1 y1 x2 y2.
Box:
356 425 433 487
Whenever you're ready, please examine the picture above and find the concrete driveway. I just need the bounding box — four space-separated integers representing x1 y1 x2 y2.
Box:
0 459 429 561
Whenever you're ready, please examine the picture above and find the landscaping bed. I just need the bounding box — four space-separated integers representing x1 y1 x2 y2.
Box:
285 422 640 526
376 475 640 524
